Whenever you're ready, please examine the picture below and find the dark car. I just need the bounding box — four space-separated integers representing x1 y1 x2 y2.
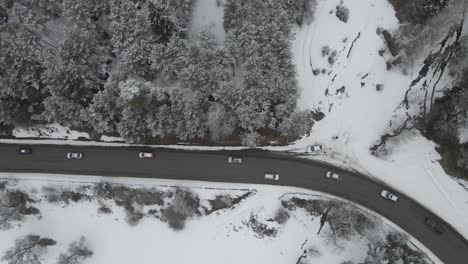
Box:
425 217 445 234
18 147 32 155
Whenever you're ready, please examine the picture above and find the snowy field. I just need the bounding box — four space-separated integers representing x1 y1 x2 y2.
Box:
3 0 468 245
0 173 436 264
289 0 468 240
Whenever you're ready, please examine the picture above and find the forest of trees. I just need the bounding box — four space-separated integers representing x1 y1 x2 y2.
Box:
0 0 316 145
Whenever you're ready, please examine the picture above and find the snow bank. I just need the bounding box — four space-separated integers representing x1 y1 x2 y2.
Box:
13 124 90 140
0 173 438 264
291 0 468 239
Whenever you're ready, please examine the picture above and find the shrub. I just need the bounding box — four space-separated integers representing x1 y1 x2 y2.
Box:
335 4 349 23
240 131 264 147
274 208 290 225
246 214 278 238
161 188 200 230
57 236 93 264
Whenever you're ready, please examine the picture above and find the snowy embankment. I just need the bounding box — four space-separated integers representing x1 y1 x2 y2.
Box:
0 173 436 264
2 0 468 246
290 0 468 239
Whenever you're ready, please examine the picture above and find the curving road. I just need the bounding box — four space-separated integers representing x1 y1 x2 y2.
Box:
0 143 467 263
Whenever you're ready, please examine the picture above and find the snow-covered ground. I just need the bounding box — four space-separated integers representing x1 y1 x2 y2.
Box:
189 0 225 44
12 124 91 141
3 0 468 247
459 127 468 144
11 124 124 143
290 0 468 239
0 173 436 264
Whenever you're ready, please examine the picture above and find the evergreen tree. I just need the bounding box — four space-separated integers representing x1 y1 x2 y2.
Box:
41 23 104 127
0 3 48 126
223 0 298 132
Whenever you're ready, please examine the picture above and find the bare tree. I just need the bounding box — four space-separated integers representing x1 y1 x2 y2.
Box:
1 234 56 264
0 200 21 230
0 191 39 230
57 236 93 264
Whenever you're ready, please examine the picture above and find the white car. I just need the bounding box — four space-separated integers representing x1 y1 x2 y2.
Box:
380 190 398 202
325 171 341 181
139 152 155 159
265 173 279 181
67 152 83 159
228 157 242 164
306 145 323 153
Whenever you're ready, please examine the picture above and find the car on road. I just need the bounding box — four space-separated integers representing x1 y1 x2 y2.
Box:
306 144 323 152
380 190 398 202
425 217 445 234
139 152 155 159
18 147 32 155
228 156 242 164
325 171 341 180
265 173 279 181
67 152 83 159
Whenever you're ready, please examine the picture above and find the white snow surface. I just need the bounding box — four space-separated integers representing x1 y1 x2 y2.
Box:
291 0 468 239
459 127 468 144
189 0 226 44
0 173 439 264
13 124 90 140
3 0 468 246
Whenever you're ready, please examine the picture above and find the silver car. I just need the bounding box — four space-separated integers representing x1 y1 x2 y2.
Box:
306 144 323 153
67 152 83 159
325 171 341 181
265 173 279 181
228 157 242 164
139 152 155 159
380 190 398 202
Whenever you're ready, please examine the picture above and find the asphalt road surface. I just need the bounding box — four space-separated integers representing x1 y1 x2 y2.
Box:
0 143 467 264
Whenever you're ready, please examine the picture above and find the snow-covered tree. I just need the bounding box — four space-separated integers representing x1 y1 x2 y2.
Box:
83 82 122 135
279 0 317 25
116 78 169 142
0 3 48 126
389 0 452 24
56 236 93 264
206 103 237 142
109 0 160 79
1 234 56 264
180 29 232 95
223 0 298 132
362 232 429 264
40 23 104 127
149 36 189 79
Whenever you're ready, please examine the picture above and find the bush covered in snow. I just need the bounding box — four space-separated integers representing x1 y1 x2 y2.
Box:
162 188 201 230
363 232 430 264
283 198 376 243
246 214 278 238
335 4 349 23
280 0 318 26
388 0 451 24
381 0 462 69
240 131 264 147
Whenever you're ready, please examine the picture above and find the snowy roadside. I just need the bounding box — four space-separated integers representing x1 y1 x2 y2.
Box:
288 0 468 241
0 173 438 264
1 0 467 248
